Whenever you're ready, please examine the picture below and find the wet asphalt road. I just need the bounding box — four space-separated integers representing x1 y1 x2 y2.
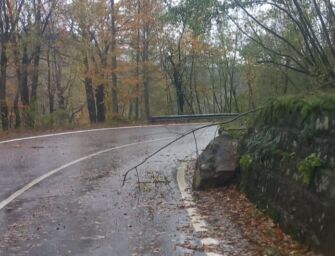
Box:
0 124 217 256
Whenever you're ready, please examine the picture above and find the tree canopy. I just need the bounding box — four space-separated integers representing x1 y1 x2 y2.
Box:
0 0 333 130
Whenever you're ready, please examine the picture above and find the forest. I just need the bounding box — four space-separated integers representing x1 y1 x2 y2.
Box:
0 0 334 131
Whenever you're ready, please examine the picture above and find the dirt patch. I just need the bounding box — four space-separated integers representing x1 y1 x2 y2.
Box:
81 168 113 181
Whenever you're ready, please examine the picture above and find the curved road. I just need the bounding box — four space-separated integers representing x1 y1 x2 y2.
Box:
0 124 217 256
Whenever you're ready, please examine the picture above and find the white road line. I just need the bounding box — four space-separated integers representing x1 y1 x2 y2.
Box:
0 137 173 210
177 162 223 256
0 123 207 145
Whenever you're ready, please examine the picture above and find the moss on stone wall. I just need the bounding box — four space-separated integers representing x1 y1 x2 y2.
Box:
297 153 322 186
257 91 335 133
239 154 253 171
238 92 335 255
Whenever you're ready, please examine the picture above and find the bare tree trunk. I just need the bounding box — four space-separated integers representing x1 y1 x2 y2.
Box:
30 44 41 104
12 35 22 128
218 67 226 112
232 88 239 112
85 78 97 123
110 0 118 115
174 74 184 115
0 47 8 130
245 62 255 109
13 90 20 128
128 100 133 120
84 56 97 123
13 62 21 128
219 64 229 112
95 84 105 122
53 53 64 109
194 72 202 114
165 76 173 114
208 61 220 113
47 48 54 113
30 0 42 107
27 42 41 128
135 41 140 119
188 55 195 114
1 0 26 128
134 0 141 120
142 23 150 120
20 46 29 107
228 72 233 112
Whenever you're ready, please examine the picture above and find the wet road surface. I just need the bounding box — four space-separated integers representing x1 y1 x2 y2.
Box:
0 124 217 256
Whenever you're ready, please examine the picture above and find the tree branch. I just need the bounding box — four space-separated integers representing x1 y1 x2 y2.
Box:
228 13 310 74
257 60 311 75
121 107 263 186
233 0 305 59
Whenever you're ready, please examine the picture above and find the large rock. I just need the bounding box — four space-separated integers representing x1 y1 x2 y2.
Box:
193 133 238 190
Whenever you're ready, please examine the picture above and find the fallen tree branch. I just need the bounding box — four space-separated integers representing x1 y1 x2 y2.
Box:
121 107 263 186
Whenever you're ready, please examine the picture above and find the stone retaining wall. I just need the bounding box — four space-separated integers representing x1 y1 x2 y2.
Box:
239 94 335 255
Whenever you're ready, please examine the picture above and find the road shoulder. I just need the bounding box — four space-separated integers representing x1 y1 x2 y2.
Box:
177 160 318 256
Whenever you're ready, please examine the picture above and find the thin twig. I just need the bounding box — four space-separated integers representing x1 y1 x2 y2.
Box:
121 107 263 186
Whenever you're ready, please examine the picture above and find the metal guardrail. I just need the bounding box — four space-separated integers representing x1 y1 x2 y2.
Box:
150 113 239 123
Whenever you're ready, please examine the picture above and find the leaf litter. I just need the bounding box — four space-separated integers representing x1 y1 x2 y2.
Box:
181 162 321 256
